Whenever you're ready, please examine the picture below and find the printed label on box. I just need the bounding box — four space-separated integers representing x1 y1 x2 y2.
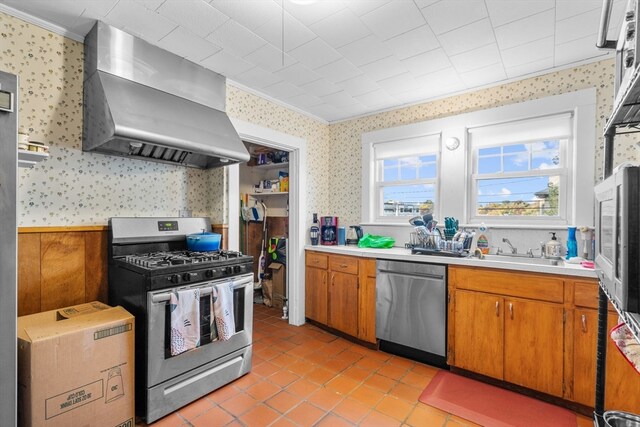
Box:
45 380 104 419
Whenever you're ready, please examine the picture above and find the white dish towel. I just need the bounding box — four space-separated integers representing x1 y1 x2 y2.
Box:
212 282 236 341
169 288 201 356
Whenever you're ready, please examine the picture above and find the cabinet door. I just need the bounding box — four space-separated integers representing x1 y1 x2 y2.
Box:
357 275 376 343
305 267 327 324
328 271 358 337
504 298 564 397
453 290 504 379
573 309 597 406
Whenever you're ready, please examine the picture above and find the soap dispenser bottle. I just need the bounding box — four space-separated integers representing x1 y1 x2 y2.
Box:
545 232 561 258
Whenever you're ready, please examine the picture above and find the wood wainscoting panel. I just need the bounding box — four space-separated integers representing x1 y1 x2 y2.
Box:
17 233 41 316
40 232 86 311
85 231 108 303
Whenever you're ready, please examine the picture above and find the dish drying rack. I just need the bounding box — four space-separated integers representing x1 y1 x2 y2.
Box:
406 228 475 258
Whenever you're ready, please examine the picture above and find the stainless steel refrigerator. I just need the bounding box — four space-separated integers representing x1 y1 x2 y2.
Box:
0 70 18 425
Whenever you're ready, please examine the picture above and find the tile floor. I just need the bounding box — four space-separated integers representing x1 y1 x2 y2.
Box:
145 304 592 427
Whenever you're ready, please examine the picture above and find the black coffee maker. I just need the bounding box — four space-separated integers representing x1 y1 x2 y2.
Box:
346 226 363 245
321 216 338 245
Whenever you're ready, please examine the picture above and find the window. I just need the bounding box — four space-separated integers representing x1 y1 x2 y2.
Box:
373 135 440 221
468 113 571 223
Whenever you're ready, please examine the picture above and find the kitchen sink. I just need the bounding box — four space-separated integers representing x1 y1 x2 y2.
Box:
478 254 564 266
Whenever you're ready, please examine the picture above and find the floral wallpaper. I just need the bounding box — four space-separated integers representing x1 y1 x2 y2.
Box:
1 11 635 230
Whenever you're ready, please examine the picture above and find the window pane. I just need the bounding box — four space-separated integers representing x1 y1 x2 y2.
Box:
382 184 436 217
478 156 501 174
383 159 398 167
532 151 560 170
420 154 437 163
503 144 527 153
479 147 500 156
419 163 436 179
476 176 560 217
399 157 418 180
383 167 399 181
503 153 529 172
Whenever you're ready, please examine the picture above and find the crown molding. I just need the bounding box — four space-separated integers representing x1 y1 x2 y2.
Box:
0 3 85 42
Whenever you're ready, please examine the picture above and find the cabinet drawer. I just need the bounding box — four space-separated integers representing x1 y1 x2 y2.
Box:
574 281 599 309
329 255 358 275
306 252 328 269
452 266 564 303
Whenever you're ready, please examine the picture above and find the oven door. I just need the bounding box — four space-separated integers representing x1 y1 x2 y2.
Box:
146 273 253 387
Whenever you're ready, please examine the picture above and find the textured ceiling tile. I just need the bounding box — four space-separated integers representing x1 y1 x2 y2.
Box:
273 62 322 87
346 0 391 17
402 48 451 77
209 0 280 30
105 1 178 41
252 12 317 52
206 19 267 57
157 26 222 62
377 72 421 95
157 0 229 38
437 18 495 56
310 7 371 49
359 55 408 82
458 62 507 87
234 65 283 89
300 78 341 97
200 50 255 78
337 75 381 97
450 43 501 74
485 0 554 27
264 81 304 99
422 0 488 35
494 9 554 50
501 36 554 69
288 37 342 69
360 1 425 41
315 59 362 84
505 57 554 79
384 25 440 60
337 34 393 67
284 0 347 26
243 44 297 72
555 8 601 45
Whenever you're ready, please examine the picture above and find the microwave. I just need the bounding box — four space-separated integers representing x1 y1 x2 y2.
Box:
614 0 640 98
594 164 640 314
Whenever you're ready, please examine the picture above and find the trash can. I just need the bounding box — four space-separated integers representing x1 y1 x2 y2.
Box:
604 411 640 427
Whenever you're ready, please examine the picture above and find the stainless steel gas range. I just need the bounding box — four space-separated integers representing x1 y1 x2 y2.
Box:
107 217 254 423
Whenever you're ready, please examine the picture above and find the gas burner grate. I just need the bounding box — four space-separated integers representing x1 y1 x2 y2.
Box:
122 250 247 269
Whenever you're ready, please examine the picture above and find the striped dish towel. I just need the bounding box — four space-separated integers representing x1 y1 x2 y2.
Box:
212 282 236 341
169 288 201 356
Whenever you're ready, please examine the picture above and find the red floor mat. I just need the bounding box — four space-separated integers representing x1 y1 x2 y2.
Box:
419 371 577 427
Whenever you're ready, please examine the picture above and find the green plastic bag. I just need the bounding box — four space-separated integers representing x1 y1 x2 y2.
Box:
358 233 395 249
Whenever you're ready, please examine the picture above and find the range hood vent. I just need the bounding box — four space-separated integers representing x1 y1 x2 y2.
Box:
82 22 249 169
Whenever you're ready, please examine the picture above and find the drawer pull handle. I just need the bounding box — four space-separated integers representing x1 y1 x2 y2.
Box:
581 314 587 333
340 263 348 268
495 301 499 316
509 303 513 319
313 259 319 264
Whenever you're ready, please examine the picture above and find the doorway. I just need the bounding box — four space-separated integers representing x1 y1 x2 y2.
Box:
229 118 307 326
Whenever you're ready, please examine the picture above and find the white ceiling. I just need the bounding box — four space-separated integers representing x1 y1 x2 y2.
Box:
0 0 626 123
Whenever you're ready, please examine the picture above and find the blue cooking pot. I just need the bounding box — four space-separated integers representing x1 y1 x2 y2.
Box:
186 232 221 252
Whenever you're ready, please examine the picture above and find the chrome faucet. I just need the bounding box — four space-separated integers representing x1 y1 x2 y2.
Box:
502 238 517 254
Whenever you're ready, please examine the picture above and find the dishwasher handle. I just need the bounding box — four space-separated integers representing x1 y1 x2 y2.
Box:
377 270 445 281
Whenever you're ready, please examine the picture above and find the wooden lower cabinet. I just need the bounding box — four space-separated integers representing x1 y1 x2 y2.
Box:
454 290 503 379
503 297 564 396
572 308 640 412
305 251 376 344
305 265 327 324
328 271 358 337
453 288 564 397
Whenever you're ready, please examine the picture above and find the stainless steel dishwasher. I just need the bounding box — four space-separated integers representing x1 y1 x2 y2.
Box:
376 260 447 367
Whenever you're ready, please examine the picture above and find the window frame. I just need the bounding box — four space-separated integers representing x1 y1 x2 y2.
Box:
468 134 572 225
361 88 596 229
374 151 439 222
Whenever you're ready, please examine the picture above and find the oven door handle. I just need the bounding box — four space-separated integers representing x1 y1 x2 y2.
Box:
151 276 253 304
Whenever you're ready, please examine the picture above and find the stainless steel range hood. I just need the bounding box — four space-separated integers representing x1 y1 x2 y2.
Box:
82 22 249 169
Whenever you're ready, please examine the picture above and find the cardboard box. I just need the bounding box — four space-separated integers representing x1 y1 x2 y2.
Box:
18 302 135 427
268 262 286 308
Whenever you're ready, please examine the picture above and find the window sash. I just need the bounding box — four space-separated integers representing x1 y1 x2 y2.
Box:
375 180 438 219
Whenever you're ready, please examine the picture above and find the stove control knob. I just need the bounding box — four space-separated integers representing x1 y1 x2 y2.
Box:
233 265 241 273
205 269 216 278
224 266 233 275
170 274 180 284
182 272 197 282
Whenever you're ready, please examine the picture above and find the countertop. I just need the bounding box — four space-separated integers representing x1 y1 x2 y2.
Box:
305 245 597 279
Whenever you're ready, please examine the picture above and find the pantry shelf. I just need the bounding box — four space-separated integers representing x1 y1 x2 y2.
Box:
249 162 289 170
18 149 49 168
248 192 288 196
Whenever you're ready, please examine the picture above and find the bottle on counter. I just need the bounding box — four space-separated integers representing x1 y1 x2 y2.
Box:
310 213 319 245
545 232 562 258
566 227 578 260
